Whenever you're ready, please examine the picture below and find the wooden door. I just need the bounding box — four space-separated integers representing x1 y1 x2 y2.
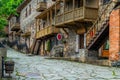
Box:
101 40 109 58
79 34 84 49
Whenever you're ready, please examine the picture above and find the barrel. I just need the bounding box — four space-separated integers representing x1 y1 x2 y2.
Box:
5 61 14 74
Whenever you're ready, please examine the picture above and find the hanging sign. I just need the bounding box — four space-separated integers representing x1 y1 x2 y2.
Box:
57 33 62 41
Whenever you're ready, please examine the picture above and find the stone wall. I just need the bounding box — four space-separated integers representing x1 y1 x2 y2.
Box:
20 0 54 49
58 28 77 57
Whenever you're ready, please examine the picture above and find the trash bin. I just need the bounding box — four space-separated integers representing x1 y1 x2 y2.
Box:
5 61 14 74
0 48 7 58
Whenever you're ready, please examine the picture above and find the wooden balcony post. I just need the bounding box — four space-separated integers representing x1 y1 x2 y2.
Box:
36 19 37 34
63 0 65 23
83 0 86 7
50 9 52 25
73 0 75 20
55 3 57 25
47 12 49 26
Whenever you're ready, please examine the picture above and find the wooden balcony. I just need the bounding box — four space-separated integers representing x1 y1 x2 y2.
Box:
11 23 20 31
36 2 47 12
21 32 31 37
55 7 98 27
36 26 59 39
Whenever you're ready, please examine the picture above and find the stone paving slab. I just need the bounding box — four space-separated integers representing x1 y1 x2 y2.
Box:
3 48 120 80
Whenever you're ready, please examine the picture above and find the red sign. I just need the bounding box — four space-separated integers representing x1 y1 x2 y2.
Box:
57 33 62 41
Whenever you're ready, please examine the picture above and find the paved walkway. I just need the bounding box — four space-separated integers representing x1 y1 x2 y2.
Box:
6 48 120 80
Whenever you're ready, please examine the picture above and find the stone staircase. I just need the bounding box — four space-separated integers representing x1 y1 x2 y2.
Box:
86 1 117 50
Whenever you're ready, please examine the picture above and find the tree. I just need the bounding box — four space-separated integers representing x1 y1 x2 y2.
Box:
0 0 23 30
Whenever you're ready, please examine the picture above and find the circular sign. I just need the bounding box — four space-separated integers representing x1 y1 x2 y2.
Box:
57 33 62 41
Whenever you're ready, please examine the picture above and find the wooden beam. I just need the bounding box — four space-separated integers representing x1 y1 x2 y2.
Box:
50 9 52 25
73 0 75 20
63 0 65 23
83 0 86 7
47 12 49 26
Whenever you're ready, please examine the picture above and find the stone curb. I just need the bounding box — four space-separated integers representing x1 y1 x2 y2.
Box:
46 57 111 67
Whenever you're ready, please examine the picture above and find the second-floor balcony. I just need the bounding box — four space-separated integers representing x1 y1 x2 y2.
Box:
36 2 47 12
55 7 98 27
21 31 31 37
11 23 20 31
36 26 59 39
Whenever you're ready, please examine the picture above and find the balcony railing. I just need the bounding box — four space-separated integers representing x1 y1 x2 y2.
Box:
86 1 114 47
36 2 47 12
55 7 98 27
21 32 31 37
11 23 20 31
36 26 59 39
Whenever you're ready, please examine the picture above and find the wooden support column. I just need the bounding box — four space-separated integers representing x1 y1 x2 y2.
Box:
50 9 52 25
55 3 57 25
83 0 86 7
35 19 37 38
73 0 75 20
47 12 49 27
63 0 65 23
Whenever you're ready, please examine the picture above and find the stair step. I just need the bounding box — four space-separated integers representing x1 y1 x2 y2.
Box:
95 32 99 35
87 1 116 49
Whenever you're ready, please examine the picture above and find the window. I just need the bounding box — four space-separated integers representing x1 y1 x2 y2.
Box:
29 4 31 15
75 0 83 8
25 8 28 17
103 40 109 50
103 0 110 5
79 34 84 49
43 0 46 2
37 0 39 4
66 1 73 11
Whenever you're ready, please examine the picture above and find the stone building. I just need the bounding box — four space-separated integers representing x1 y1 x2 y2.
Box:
51 0 98 59
8 0 120 66
35 2 60 56
41 0 120 65
7 14 21 50
16 0 55 53
16 0 40 53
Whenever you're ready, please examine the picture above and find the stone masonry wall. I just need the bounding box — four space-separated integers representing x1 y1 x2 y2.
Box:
59 28 77 57
20 0 54 48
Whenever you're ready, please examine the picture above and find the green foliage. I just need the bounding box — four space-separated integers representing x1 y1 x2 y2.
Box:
47 40 51 52
0 30 6 37
0 0 23 31
112 70 116 76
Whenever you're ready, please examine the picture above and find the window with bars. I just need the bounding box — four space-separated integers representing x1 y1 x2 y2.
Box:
25 8 28 17
102 0 110 5
29 4 31 15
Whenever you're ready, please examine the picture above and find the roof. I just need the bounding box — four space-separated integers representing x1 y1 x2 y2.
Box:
35 1 60 19
17 0 31 13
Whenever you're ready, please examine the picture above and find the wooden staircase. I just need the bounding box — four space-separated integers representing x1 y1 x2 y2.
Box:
30 39 37 54
30 39 41 55
33 40 41 55
86 1 117 50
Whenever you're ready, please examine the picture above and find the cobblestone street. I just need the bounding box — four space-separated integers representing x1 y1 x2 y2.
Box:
6 48 120 80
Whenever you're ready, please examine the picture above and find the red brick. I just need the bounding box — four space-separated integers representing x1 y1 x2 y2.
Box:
109 9 120 61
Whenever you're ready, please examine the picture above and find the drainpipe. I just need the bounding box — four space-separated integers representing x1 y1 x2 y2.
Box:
84 33 86 49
